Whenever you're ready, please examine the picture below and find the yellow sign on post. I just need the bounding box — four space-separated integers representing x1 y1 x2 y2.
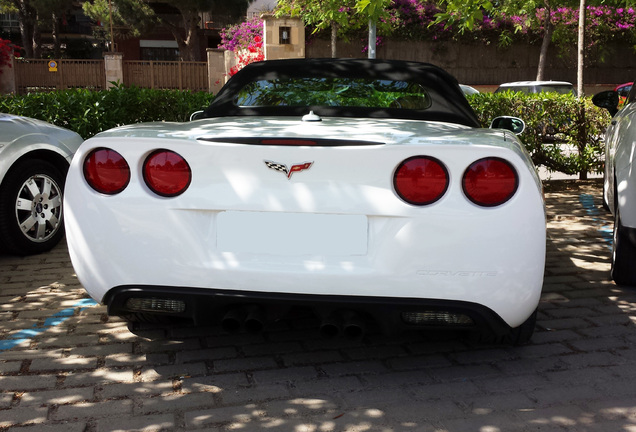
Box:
48 60 58 72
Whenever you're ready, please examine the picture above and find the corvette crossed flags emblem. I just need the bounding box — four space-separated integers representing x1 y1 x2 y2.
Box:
264 160 313 180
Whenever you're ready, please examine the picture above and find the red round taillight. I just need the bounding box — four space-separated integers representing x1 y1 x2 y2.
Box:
393 156 449 205
83 148 130 195
462 157 518 207
143 150 191 197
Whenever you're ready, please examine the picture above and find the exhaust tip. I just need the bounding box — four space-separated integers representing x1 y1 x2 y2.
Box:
320 310 368 339
342 310 366 340
221 308 245 333
319 313 342 338
245 306 265 334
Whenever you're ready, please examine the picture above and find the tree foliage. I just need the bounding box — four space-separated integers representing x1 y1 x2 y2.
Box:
0 0 76 58
469 91 609 177
276 0 360 57
83 0 231 61
430 0 636 80
0 38 20 71
432 0 494 31
275 0 392 57
0 86 610 178
218 17 263 74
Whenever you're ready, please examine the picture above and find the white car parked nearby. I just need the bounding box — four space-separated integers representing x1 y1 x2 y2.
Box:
65 59 546 344
0 114 83 255
494 80 576 96
593 83 636 286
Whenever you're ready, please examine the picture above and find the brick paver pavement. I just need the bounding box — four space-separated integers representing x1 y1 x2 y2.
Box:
2 179 636 432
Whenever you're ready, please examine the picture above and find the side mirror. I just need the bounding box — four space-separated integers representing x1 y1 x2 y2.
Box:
592 90 619 116
190 110 205 121
490 116 525 135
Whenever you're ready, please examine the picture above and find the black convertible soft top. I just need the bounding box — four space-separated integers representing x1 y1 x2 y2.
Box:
204 58 481 128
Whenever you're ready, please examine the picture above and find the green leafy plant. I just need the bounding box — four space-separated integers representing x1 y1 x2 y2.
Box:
467 91 611 178
0 85 214 139
0 86 611 178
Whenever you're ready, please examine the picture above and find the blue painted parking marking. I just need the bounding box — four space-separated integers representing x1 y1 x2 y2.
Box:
0 298 98 352
579 193 613 248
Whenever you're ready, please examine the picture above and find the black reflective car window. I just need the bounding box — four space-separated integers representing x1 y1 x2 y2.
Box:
535 85 575 95
628 82 636 104
494 85 574 95
618 85 632 98
494 86 531 94
234 78 432 110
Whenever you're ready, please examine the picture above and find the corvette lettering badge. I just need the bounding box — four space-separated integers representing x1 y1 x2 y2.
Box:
264 160 313 180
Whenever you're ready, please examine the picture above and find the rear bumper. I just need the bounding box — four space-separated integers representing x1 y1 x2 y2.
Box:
105 285 524 336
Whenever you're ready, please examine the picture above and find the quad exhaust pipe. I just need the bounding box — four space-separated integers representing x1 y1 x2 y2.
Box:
221 306 265 334
320 310 366 340
220 306 367 339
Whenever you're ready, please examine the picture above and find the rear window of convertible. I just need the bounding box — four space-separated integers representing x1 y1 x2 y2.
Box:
234 77 432 110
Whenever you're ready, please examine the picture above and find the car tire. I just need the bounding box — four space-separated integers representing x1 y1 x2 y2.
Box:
611 206 636 286
0 159 67 255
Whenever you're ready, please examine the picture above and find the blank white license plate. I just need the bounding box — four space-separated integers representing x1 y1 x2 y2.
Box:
217 211 368 255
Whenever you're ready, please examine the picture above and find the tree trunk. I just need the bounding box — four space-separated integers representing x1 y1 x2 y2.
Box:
536 1 553 81
17 17 33 58
162 10 201 61
577 0 587 180
182 29 199 61
183 11 201 61
368 19 376 59
163 20 192 61
577 0 585 97
32 19 41 58
16 0 34 58
578 102 588 180
52 12 62 58
330 22 337 58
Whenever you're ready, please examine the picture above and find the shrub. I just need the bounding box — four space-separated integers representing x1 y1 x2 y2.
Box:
0 38 20 73
219 17 264 76
467 92 611 178
0 86 611 178
0 85 214 139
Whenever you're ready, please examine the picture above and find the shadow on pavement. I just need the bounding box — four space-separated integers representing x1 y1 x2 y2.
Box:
2 180 636 431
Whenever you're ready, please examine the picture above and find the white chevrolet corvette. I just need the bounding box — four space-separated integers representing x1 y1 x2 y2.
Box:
593 83 636 286
0 114 83 255
65 59 546 344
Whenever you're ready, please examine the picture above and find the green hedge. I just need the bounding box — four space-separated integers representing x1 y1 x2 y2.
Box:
468 92 611 178
0 85 214 140
0 86 611 178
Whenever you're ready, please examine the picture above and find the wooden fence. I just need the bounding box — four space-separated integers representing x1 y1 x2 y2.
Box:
15 59 106 94
122 61 208 91
13 59 209 94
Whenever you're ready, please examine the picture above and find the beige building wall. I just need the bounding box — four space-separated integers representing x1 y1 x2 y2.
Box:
262 15 305 61
103 52 124 89
206 49 227 93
